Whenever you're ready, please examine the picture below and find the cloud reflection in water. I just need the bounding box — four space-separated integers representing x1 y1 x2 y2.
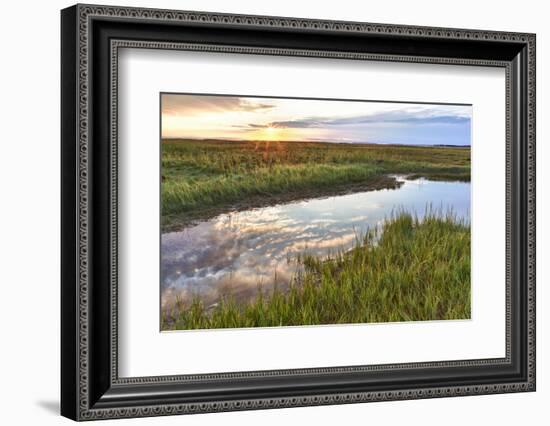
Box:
161 177 470 308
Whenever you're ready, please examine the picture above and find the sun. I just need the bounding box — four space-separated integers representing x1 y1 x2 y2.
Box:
251 124 293 141
261 125 279 140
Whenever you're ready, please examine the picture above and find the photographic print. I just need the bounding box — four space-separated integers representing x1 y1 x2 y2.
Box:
61 7 536 418
160 94 472 331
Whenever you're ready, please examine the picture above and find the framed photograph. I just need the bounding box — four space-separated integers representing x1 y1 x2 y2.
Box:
61 4 536 421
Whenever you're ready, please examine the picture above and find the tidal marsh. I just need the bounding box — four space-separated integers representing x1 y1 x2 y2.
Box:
160 139 471 330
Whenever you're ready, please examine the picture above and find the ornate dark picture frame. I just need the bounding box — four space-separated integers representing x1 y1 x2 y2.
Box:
61 4 536 421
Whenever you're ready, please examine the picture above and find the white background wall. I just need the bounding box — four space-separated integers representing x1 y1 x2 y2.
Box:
0 0 547 424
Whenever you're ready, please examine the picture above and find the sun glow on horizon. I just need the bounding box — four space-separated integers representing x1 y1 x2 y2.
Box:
255 125 291 141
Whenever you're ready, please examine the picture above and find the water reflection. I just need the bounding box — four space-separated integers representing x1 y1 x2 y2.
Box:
161 177 470 308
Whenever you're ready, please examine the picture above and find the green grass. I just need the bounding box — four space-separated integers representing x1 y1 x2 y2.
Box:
162 211 471 330
161 139 470 231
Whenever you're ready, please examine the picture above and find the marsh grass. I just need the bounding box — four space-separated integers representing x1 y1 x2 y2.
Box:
163 211 471 330
161 139 470 230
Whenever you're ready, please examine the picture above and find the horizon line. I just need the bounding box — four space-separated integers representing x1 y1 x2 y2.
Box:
161 137 471 147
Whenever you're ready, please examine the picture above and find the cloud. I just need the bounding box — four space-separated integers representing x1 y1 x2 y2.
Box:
267 107 471 129
162 94 275 116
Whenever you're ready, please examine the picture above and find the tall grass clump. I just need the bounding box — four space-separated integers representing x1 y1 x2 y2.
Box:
163 211 471 329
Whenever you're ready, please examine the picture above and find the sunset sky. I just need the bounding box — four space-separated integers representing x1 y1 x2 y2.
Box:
161 94 472 146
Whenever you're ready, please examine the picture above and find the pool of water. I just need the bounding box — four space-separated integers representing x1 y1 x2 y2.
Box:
161 176 470 309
